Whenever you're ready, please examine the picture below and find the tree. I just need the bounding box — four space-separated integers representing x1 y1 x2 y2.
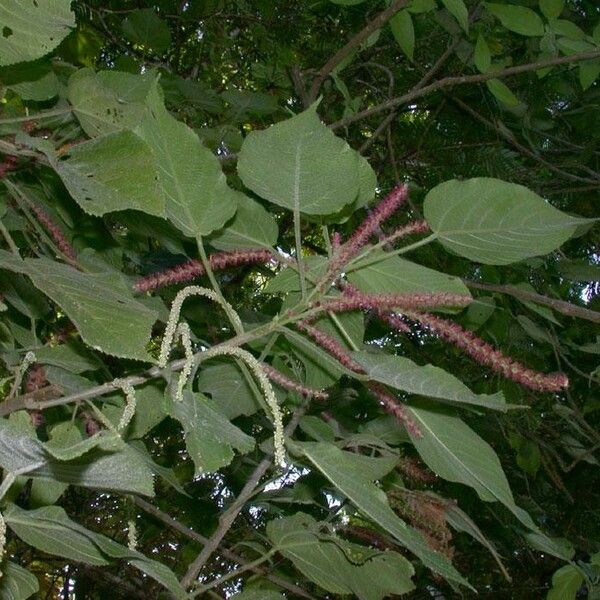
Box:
0 0 599 598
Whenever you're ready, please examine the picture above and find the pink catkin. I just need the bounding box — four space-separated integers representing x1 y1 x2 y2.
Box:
261 363 329 400
368 382 422 438
405 311 569 392
344 184 409 258
312 291 472 317
0 155 18 178
29 204 77 260
134 249 274 292
296 320 365 373
385 220 430 244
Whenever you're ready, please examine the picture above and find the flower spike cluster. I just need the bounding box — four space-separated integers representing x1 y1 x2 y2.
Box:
134 249 274 293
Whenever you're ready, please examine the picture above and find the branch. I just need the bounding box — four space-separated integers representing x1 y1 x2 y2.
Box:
452 97 600 185
307 0 409 103
464 281 600 324
133 497 316 599
180 405 307 590
331 49 600 129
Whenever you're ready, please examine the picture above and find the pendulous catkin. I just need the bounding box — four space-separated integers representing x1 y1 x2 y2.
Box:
405 310 569 392
367 382 422 438
29 203 77 261
261 363 329 400
134 249 274 292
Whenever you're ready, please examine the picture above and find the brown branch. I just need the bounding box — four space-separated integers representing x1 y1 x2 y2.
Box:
331 49 600 129
307 0 409 103
180 405 307 590
464 281 600 324
133 497 316 599
452 97 600 185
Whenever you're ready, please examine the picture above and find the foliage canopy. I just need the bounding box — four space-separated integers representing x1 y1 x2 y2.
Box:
0 0 599 598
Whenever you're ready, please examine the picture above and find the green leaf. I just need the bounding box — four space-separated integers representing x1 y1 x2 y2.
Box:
424 178 590 265
222 89 280 120
7 71 59 101
33 342 101 374
474 35 491 73
579 58 600 90
486 78 520 105
486 3 545 36
348 252 471 312
354 351 509 411
0 0 75 66
406 401 567 557
166 391 255 474
209 193 278 251
0 418 154 496
440 0 469 32
122 8 172 54
539 0 564 21
68 69 155 138
298 442 470 587
238 103 361 215
390 11 415 61
557 260 600 282
547 564 584 600
49 130 165 218
329 0 368 5
549 19 586 40
20 258 157 361
0 562 39 600
196 361 262 419
4 504 185 598
267 513 415 600
136 83 238 236
408 0 437 14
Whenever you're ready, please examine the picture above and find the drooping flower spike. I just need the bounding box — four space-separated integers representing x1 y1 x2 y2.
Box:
134 249 274 293
404 310 569 393
261 363 329 400
29 203 77 261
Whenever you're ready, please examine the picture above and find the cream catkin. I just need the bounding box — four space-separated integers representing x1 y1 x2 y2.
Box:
115 379 137 432
0 511 5 578
158 285 243 368
201 346 286 467
175 322 194 402
127 518 138 551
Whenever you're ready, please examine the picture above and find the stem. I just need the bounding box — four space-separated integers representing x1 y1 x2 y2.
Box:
0 220 19 256
0 472 16 501
0 107 72 124
346 232 438 272
196 237 244 336
189 550 276 597
294 196 307 302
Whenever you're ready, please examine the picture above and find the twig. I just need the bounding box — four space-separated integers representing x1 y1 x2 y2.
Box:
132 497 316 599
307 0 409 103
452 97 600 185
464 281 600 324
331 49 600 129
180 405 307 590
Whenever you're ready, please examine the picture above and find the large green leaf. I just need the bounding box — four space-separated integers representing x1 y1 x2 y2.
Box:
0 0 75 66
136 84 238 236
486 3 545 36
407 402 571 558
354 352 508 411
4 504 185 598
390 11 415 60
267 513 415 599
5 257 157 361
0 418 154 496
33 342 101 374
298 442 470 587
68 69 155 138
238 103 361 215
50 130 165 218
166 391 255 474
209 193 278 251
424 178 588 265
0 562 39 600
547 564 584 600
